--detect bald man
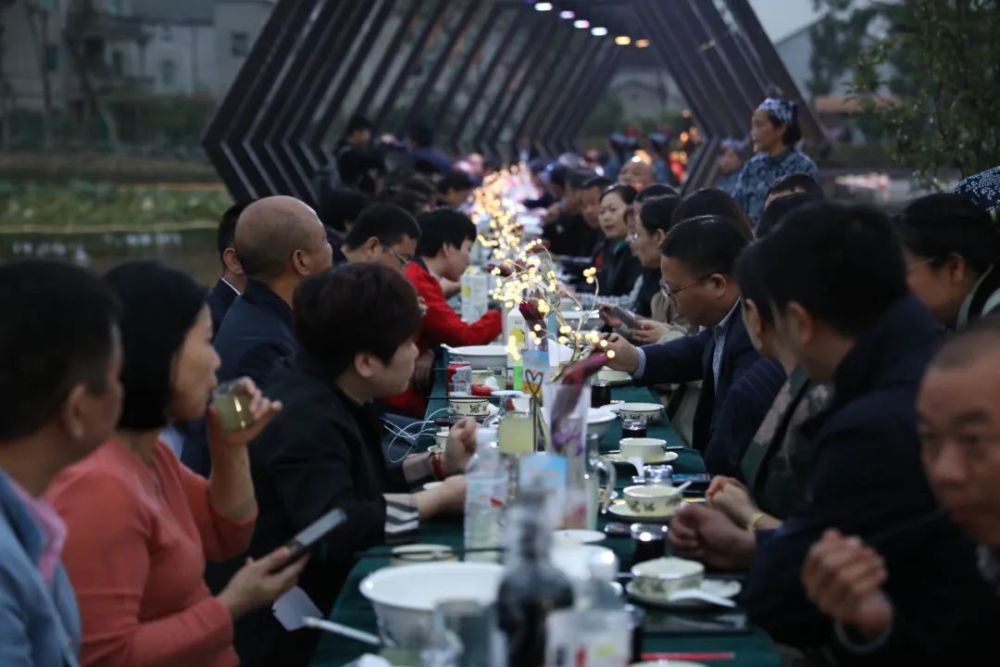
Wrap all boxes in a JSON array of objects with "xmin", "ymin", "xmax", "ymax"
[
  {"xmin": 619, "ymin": 158, "xmax": 655, "ymax": 192},
  {"xmin": 214, "ymin": 196, "xmax": 332, "ymax": 385}
]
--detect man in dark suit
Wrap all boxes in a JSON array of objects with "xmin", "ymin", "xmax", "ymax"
[
  {"xmin": 667, "ymin": 202, "xmax": 996, "ymax": 663},
  {"xmin": 213, "ymin": 195, "xmax": 333, "ymax": 386},
  {"xmin": 232, "ymin": 265, "xmax": 470, "ymax": 667},
  {"xmin": 185, "ymin": 197, "xmax": 332, "ymax": 476},
  {"xmin": 604, "ymin": 214, "xmax": 786, "ymax": 474},
  {"xmin": 206, "ymin": 203, "xmax": 248, "ymax": 337},
  {"xmin": 802, "ymin": 315, "xmax": 1000, "ymax": 663}
]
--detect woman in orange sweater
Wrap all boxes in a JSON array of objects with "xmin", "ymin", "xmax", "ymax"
[{"xmin": 47, "ymin": 262, "xmax": 305, "ymax": 667}]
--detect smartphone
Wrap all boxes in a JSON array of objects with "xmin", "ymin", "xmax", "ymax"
[
  {"xmin": 643, "ymin": 611, "xmax": 750, "ymax": 636},
  {"xmin": 609, "ymin": 306, "xmax": 639, "ymax": 329},
  {"xmin": 281, "ymin": 508, "xmax": 347, "ymax": 567}
]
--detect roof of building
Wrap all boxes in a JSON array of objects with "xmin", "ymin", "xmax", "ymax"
[{"xmin": 129, "ymin": 0, "xmax": 213, "ymax": 24}]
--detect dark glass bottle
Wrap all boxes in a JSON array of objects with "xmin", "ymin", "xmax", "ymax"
[{"xmin": 496, "ymin": 490, "xmax": 574, "ymax": 667}]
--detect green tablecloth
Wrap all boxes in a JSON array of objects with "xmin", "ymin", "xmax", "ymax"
[{"xmin": 310, "ymin": 384, "xmax": 780, "ymax": 666}]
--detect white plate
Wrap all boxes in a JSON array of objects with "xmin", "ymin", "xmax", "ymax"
[
  {"xmin": 554, "ymin": 529, "xmax": 606, "ymax": 545},
  {"xmin": 626, "ymin": 578, "xmax": 742, "ymax": 610},
  {"xmin": 596, "ymin": 368, "xmax": 633, "ymax": 385},
  {"xmin": 603, "ymin": 451, "xmax": 679, "ymax": 466},
  {"xmin": 607, "ymin": 501, "xmax": 675, "ymax": 522}
]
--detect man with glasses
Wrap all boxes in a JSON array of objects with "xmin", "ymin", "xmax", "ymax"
[
  {"xmin": 341, "ymin": 203, "xmax": 420, "ymax": 274},
  {"xmin": 603, "ymin": 214, "xmax": 785, "ymax": 474},
  {"xmin": 383, "ymin": 209, "xmax": 502, "ymax": 418}
]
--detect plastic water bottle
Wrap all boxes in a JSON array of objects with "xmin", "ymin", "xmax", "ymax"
[
  {"xmin": 546, "ymin": 550, "xmax": 630, "ymax": 667},
  {"xmin": 463, "ymin": 433, "xmax": 507, "ymax": 562}
]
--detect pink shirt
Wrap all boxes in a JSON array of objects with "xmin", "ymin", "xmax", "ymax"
[
  {"xmin": 9, "ymin": 479, "xmax": 66, "ymax": 585},
  {"xmin": 47, "ymin": 439, "xmax": 256, "ymax": 667}
]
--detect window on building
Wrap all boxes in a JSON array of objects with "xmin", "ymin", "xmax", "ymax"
[
  {"xmin": 160, "ymin": 59, "xmax": 176, "ymax": 86},
  {"xmin": 162, "ymin": 25, "xmax": 173, "ymax": 42},
  {"xmin": 44, "ymin": 44, "xmax": 59, "ymax": 72},
  {"xmin": 231, "ymin": 32, "xmax": 249, "ymax": 57},
  {"xmin": 111, "ymin": 49, "xmax": 124, "ymax": 77}
]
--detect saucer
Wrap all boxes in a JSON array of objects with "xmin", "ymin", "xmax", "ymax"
[
  {"xmin": 607, "ymin": 501, "xmax": 675, "ymax": 522},
  {"xmin": 626, "ymin": 578, "xmax": 742, "ymax": 610},
  {"xmin": 603, "ymin": 451, "xmax": 679, "ymax": 466},
  {"xmin": 554, "ymin": 529, "xmax": 607, "ymax": 545}
]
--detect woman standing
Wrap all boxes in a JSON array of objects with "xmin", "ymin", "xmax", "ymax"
[
  {"xmin": 732, "ymin": 97, "xmax": 819, "ymax": 230},
  {"xmin": 48, "ymin": 262, "xmax": 304, "ymax": 667}
]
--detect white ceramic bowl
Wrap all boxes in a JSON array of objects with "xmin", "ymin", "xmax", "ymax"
[
  {"xmin": 554, "ymin": 529, "xmax": 607, "ymax": 546},
  {"xmin": 448, "ymin": 345, "xmax": 508, "ymax": 370},
  {"xmin": 587, "ymin": 408, "xmax": 617, "ymax": 439},
  {"xmin": 360, "ymin": 562, "xmax": 503, "ymax": 648},
  {"xmin": 620, "ymin": 437, "xmax": 667, "ymax": 462},
  {"xmin": 630, "ymin": 557, "xmax": 704, "ymax": 599},
  {"xmin": 614, "ymin": 402, "xmax": 664, "ymax": 422},
  {"xmin": 597, "ymin": 368, "xmax": 633, "ymax": 385},
  {"xmin": 623, "ymin": 484, "xmax": 683, "ymax": 516},
  {"xmin": 389, "ymin": 544, "xmax": 456, "ymax": 568},
  {"xmin": 448, "ymin": 396, "xmax": 490, "ymax": 417}
]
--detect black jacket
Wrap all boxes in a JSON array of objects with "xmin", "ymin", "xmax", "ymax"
[
  {"xmin": 206, "ymin": 277, "xmax": 238, "ymax": 338},
  {"xmin": 636, "ymin": 303, "xmax": 786, "ymax": 473},
  {"xmin": 543, "ymin": 212, "xmax": 599, "ymax": 258},
  {"xmin": 746, "ymin": 295, "xmax": 1000, "ymax": 663},
  {"xmin": 232, "ymin": 354, "xmax": 413, "ymax": 667},
  {"xmin": 213, "ymin": 279, "xmax": 297, "ymax": 385},
  {"xmin": 595, "ymin": 238, "xmax": 643, "ymax": 298}
]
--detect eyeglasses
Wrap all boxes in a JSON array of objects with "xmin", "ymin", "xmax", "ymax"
[
  {"xmin": 383, "ymin": 245, "xmax": 413, "ymax": 268},
  {"xmin": 660, "ymin": 274, "xmax": 715, "ymax": 298}
]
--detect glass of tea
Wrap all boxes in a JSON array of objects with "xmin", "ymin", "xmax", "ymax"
[
  {"xmin": 212, "ymin": 380, "xmax": 255, "ymax": 434},
  {"xmin": 591, "ymin": 380, "xmax": 612, "ymax": 407},
  {"xmin": 621, "ymin": 416, "xmax": 647, "ymax": 439}
]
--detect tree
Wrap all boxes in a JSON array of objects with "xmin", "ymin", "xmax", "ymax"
[
  {"xmin": 64, "ymin": 0, "xmax": 121, "ymax": 151},
  {"xmin": 814, "ymin": 0, "xmax": 1000, "ymax": 186}
]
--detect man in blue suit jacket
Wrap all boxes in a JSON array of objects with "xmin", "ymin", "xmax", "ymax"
[
  {"xmin": 213, "ymin": 196, "xmax": 333, "ymax": 386},
  {"xmin": 605, "ymin": 214, "xmax": 786, "ymax": 475}
]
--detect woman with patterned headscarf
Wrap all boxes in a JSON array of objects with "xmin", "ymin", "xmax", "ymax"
[{"xmin": 732, "ymin": 97, "xmax": 819, "ymax": 230}]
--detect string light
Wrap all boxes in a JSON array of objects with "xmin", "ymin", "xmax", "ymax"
[
  {"xmin": 559, "ymin": 10, "xmax": 575, "ymax": 19},
  {"xmin": 614, "ymin": 36, "xmax": 631, "ymax": 46},
  {"xmin": 573, "ymin": 19, "xmax": 590, "ymax": 29},
  {"xmin": 635, "ymin": 38, "xmax": 651, "ymax": 48},
  {"xmin": 469, "ymin": 165, "xmax": 606, "ymax": 378},
  {"xmin": 591, "ymin": 26, "xmax": 608, "ymax": 37},
  {"xmin": 534, "ymin": 2, "xmax": 553, "ymax": 11}
]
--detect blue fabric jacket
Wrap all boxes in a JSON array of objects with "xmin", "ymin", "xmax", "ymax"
[
  {"xmin": 206, "ymin": 277, "xmax": 238, "ymax": 339},
  {"xmin": 0, "ymin": 468, "xmax": 81, "ymax": 667},
  {"xmin": 635, "ymin": 305, "xmax": 785, "ymax": 473},
  {"xmin": 213, "ymin": 279, "xmax": 297, "ymax": 386}
]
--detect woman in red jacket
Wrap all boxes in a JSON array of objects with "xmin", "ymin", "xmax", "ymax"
[{"xmin": 385, "ymin": 209, "xmax": 502, "ymax": 416}]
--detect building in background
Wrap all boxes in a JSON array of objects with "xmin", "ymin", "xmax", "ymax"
[{"xmin": 0, "ymin": 0, "xmax": 273, "ymax": 111}]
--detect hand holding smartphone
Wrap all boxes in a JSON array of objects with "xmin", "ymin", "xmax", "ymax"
[{"xmin": 279, "ymin": 507, "xmax": 347, "ymax": 569}]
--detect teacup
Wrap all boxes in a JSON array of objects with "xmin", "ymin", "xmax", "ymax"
[
  {"xmin": 448, "ymin": 396, "xmax": 490, "ymax": 417},
  {"xmin": 434, "ymin": 429, "xmax": 450, "ymax": 449},
  {"xmin": 623, "ymin": 484, "xmax": 683, "ymax": 516},
  {"xmin": 620, "ymin": 437, "xmax": 667, "ymax": 462},
  {"xmin": 616, "ymin": 402, "xmax": 663, "ymax": 422},
  {"xmin": 630, "ymin": 556, "xmax": 704, "ymax": 599},
  {"xmin": 389, "ymin": 544, "xmax": 456, "ymax": 568}
]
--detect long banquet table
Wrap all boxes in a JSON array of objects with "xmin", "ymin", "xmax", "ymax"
[{"xmin": 310, "ymin": 379, "xmax": 780, "ymax": 666}]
